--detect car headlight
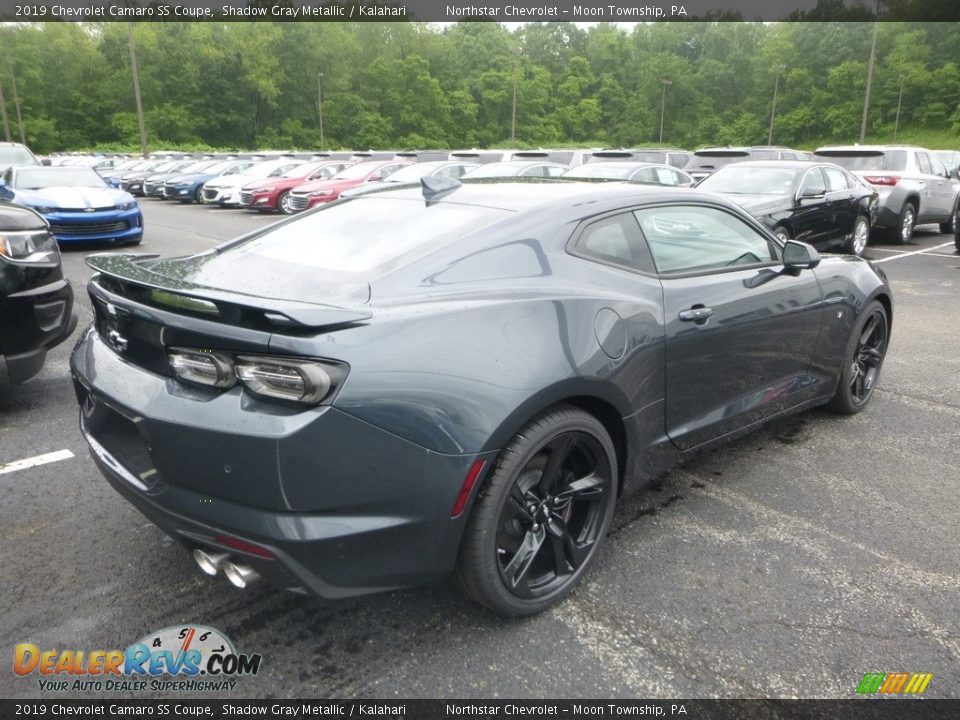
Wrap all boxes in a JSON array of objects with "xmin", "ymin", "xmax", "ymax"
[
  {"xmin": 116, "ymin": 200, "xmax": 137, "ymax": 210},
  {"xmin": 32, "ymin": 206, "xmax": 54, "ymax": 214},
  {"xmin": 309, "ymin": 190, "xmax": 333, "ymax": 198},
  {"xmin": 0, "ymin": 229, "xmax": 60, "ymax": 263}
]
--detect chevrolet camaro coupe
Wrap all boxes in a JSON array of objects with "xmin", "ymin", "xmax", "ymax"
[
  {"xmin": 0, "ymin": 166, "xmax": 143, "ymax": 246},
  {"xmin": 71, "ymin": 180, "xmax": 892, "ymax": 615}
]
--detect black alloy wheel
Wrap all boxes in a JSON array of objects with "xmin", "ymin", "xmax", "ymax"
[
  {"xmin": 457, "ymin": 406, "xmax": 618, "ymax": 616},
  {"xmin": 828, "ymin": 300, "xmax": 889, "ymax": 414}
]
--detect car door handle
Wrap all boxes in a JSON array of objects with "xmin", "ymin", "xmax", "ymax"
[{"xmin": 679, "ymin": 307, "xmax": 714, "ymax": 323}]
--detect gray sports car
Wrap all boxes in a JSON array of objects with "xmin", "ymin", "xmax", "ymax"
[{"xmin": 71, "ymin": 180, "xmax": 892, "ymax": 615}]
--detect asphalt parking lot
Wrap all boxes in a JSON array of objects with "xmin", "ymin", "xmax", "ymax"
[{"xmin": 1, "ymin": 199, "xmax": 958, "ymax": 700}]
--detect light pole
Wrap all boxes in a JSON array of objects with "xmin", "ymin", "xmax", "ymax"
[
  {"xmin": 0, "ymin": 79, "xmax": 10, "ymax": 142},
  {"xmin": 510, "ymin": 45, "xmax": 521, "ymax": 147},
  {"xmin": 893, "ymin": 76, "xmax": 904, "ymax": 141},
  {"xmin": 860, "ymin": 0, "xmax": 882, "ymax": 143},
  {"xmin": 767, "ymin": 64, "xmax": 786, "ymax": 145},
  {"xmin": 317, "ymin": 72, "xmax": 324, "ymax": 151},
  {"xmin": 9, "ymin": 58, "xmax": 25, "ymax": 145},
  {"xmin": 659, "ymin": 79, "xmax": 672, "ymax": 144},
  {"xmin": 127, "ymin": 24, "xmax": 148, "ymax": 158}
]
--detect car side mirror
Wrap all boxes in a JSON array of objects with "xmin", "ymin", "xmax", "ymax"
[
  {"xmin": 948, "ymin": 168, "xmax": 959, "ymax": 180},
  {"xmin": 367, "ymin": 175, "xmax": 382, "ymax": 182},
  {"xmin": 40, "ymin": 158, "xmax": 52, "ymax": 166},
  {"xmin": 782, "ymin": 240, "xmax": 821, "ymax": 269},
  {"xmin": 798, "ymin": 188, "xmax": 825, "ymax": 200}
]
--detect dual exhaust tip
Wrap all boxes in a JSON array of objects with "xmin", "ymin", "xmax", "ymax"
[{"xmin": 193, "ymin": 548, "xmax": 260, "ymax": 589}]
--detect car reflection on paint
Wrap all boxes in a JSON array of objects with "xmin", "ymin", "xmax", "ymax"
[{"xmin": 71, "ymin": 179, "xmax": 892, "ymax": 616}]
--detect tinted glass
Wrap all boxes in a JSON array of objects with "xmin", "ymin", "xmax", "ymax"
[
  {"xmin": 823, "ymin": 167, "xmax": 849, "ymax": 191},
  {"xmin": 799, "ymin": 168, "xmax": 827, "ymax": 195},
  {"xmin": 563, "ymin": 164, "xmax": 635, "ymax": 180},
  {"xmin": 813, "ymin": 151, "xmax": 907, "ymax": 171},
  {"xmin": 574, "ymin": 213, "xmax": 655, "ymax": 274},
  {"xmin": 197, "ymin": 197, "xmax": 512, "ymax": 300},
  {"xmin": 915, "ymin": 153, "xmax": 932, "ymax": 174},
  {"xmin": 752, "ymin": 150, "xmax": 779, "ymax": 160},
  {"xmin": 698, "ymin": 166, "xmax": 798, "ymax": 194},
  {"xmin": 635, "ymin": 205, "xmax": 779, "ymax": 274},
  {"xmin": 685, "ymin": 152, "xmax": 750, "ymax": 171}
]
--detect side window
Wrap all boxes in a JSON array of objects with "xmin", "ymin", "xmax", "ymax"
[
  {"xmin": 544, "ymin": 165, "xmax": 566, "ymax": 177},
  {"xmin": 520, "ymin": 165, "xmax": 547, "ymax": 178},
  {"xmin": 631, "ymin": 167, "xmax": 658, "ymax": 184},
  {"xmin": 634, "ymin": 205, "xmax": 780, "ymax": 275},
  {"xmin": 572, "ymin": 213, "xmax": 656, "ymax": 274},
  {"xmin": 779, "ymin": 151, "xmax": 798, "ymax": 160},
  {"xmin": 915, "ymin": 153, "xmax": 932, "ymax": 174},
  {"xmin": 379, "ymin": 164, "xmax": 406, "ymax": 180},
  {"xmin": 823, "ymin": 167, "xmax": 848, "ymax": 192},
  {"xmin": 799, "ymin": 168, "xmax": 827, "ymax": 195},
  {"xmin": 929, "ymin": 155, "xmax": 947, "ymax": 177}
]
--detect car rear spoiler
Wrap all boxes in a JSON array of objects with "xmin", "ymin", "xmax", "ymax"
[{"xmin": 85, "ymin": 253, "xmax": 372, "ymax": 330}]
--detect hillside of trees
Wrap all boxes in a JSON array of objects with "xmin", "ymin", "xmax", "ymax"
[{"xmin": 1, "ymin": 19, "xmax": 958, "ymax": 153}]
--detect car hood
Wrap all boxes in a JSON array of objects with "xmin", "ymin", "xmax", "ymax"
[
  {"xmin": 166, "ymin": 173, "xmax": 216, "ymax": 184},
  {"xmin": 205, "ymin": 173, "xmax": 262, "ymax": 190},
  {"xmin": 716, "ymin": 193, "xmax": 788, "ymax": 215},
  {"xmin": 16, "ymin": 186, "xmax": 135, "ymax": 210},
  {"xmin": 0, "ymin": 200, "xmax": 47, "ymax": 230}
]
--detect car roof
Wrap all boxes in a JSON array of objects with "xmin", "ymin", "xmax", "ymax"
[{"xmin": 358, "ymin": 178, "xmax": 705, "ymax": 213}]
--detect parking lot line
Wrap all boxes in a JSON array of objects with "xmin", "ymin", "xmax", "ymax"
[
  {"xmin": 0, "ymin": 449, "xmax": 75, "ymax": 475},
  {"xmin": 872, "ymin": 241, "xmax": 955, "ymax": 264}
]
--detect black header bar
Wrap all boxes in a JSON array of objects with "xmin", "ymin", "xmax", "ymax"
[{"xmin": 1, "ymin": 0, "xmax": 959, "ymax": 23}]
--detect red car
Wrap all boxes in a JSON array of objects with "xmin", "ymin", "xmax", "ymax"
[
  {"xmin": 239, "ymin": 160, "xmax": 355, "ymax": 214},
  {"xmin": 286, "ymin": 160, "xmax": 412, "ymax": 212}
]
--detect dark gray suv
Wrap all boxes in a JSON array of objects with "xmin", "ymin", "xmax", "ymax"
[{"xmin": 814, "ymin": 145, "xmax": 960, "ymax": 244}]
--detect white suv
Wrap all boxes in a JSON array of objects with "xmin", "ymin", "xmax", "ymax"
[{"xmin": 814, "ymin": 145, "xmax": 960, "ymax": 244}]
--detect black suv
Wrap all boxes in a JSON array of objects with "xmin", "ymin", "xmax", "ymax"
[{"xmin": 1, "ymin": 202, "xmax": 76, "ymax": 382}]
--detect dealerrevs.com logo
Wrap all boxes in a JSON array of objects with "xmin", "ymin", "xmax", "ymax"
[
  {"xmin": 14, "ymin": 625, "xmax": 262, "ymax": 692},
  {"xmin": 856, "ymin": 672, "xmax": 933, "ymax": 696}
]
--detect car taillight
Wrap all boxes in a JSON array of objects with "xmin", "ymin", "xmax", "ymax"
[
  {"xmin": 863, "ymin": 175, "xmax": 900, "ymax": 186},
  {"xmin": 167, "ymin": 349, "xmax": 348, "ymax": 405}
]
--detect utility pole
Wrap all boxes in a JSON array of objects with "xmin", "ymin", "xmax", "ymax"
[
  {"xmin": 9, "ymin": 60, "xmax": 25, "ymax": 145},
  {"xmin": 127, "ymin": 23, "xmax": 149, "ymax": 158},
  {"xmin": 659, "ymin": 79, "xmax": 672, "ymax": 144},
  {"xmin": 768, "ymin": 65, "xmax": 785, "ymax": 146},
  {"xmin": 318, "ymin": 72, "xmax": 324, "ymax": 151},
  {"xmin": 859, "ymin": 1, "xmax": 882, "ymax": 143},
  {"xmin": 0, "ymin": 79, "xmax": 10, "ymax": 142},
  {"xmin": 893, "ymin": 76, "xmax": 904, "ymax": 141},
  {"xmin": 510, "ymin": 75, "xmax": 517, "ymax": 146}
]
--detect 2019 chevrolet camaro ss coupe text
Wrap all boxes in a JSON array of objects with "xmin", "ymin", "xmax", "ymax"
[{"xmin": 71, "ymin": 180, "xmax": 892, "ymax": 615}]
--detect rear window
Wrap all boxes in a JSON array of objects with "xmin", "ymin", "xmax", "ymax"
[
  {"xmin": 191, "ymin": 197, "xmax": 512, "ymax": 302},
  {"xmin": 813, "ymin": 150, "xmax": 907, "ymax": 172},
  {"xmin": 685, "ymin": 152, "xmax": 749, "ymax": 170}
]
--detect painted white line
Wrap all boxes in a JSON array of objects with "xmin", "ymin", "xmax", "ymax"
[
  {"xmin": 873, "ymin": 241, "xmax": 955, "ymax": 263},
  {"xmin": 0, "ymin": 449, "xmax": 75, "ymax": 475}
]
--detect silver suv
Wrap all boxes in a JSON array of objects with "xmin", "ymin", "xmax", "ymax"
[
  {"xmin": 814, "ymin": 145, "xmax": 960, "ymax": 244},
  {"xmin": 0, "ymin": 142, "xmax": 40, "ymax": 169}
]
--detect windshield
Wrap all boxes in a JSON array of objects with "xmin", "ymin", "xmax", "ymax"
[
  {"xmin": 15, "ymin": 167, "xmax": 107, "ymax": 189},
  {"xmin": 697, "ymin": 166, "xmax": 799, "ymax": 194},
  {"xmin": 333, "ymin": 163, "xmax": 385, "ymax": 181},
  {"xmin": 191, "ymin": 197, "xmax": 512, "ymax": 301},
  {"xmin": 0, "ymin": 146, "xmax": 39, "ymax": 166},
  {"xmin": 813, "ymin": 151, "xmax": 907, "ymax": 172},
  {"xmin": 384, "ymin": 164, "xmax": 443, "ymax": 183},
  {"xmin": 248, "ymin": 161, "xmax": 301, "ymax": 179},
  {"xmin": 464, "ymin": 163, "xmax": 529, "ymax": 178}
]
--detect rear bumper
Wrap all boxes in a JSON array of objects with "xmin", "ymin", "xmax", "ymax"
[
  {"xmin": 70, "ymin": 327, "xmax": 492, "ymax": 598},
  {"xmin": 1, "ymin": 276, "xmax": 76, "ymax": 383}
]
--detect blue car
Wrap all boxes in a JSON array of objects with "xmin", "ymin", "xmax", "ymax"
[
  {"xmin": 0, "ymin": 166, "xmax": 143, "ymax": 245},
  {"xmin": 161, "ymin": 160, "xmax": 256, "ymax": 204}
]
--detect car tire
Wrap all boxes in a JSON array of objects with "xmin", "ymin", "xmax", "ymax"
[
  {"xmin": 886, "ymin": 202, "xmax": 915, "ymax": 245},
  {"xmin": 845, "ymin": 215, "xmax": 871, "ymax": 256},
  {"xmin": 940, "ymin": 202, "xmax": 959, "ymax": 235},
  {"xmin": 276, "ymin": 191, "xmax": 291, "ymax": 214},
  {"xmin": 827, "ymin": 300, "xmax": 889, "ymax": 415},
  {"xmin": 773, "ymin": 225, "xmax": 791, "ymax": 242},
  {"xmin": 456, "ymin": 405, "xmax": 619, "ymax": 616}
]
